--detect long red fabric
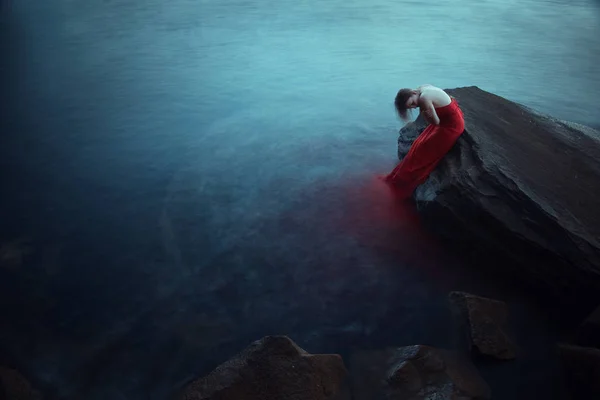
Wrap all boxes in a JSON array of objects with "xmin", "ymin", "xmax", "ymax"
[{"xmin": 386, "ymin": 98, "xmax": 465, "ymax": 199}]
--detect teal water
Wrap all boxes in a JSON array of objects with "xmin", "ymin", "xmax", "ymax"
[{"xmin": 1, "ymin": 0, "xmax": 599, "ymax": 398}]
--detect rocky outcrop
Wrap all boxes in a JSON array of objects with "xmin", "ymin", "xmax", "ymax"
[
  {"xmin": 176, "ymin": 336, "xmax": 347, "ymax": 400},
  {"xmin": 397, "ymin": 86, "xmax": 600, "ymax": 305},
  {"xmin": 577, "ymin": 305, "xmax": 600, "ymax": 349},
  {"xmin": 558, "ymin": 344, "xmax": 600, "ymax": 399},
  {"xmin": 0, "ymin": 366, "xmax": 42, "ymax": 400},
  {"xmin": 350, "ymin": 345, "xmax": 490, "ymax": 400},
  {"xmin": 449, "ymin": 291, "xmax": 516, "ymax": 360}
]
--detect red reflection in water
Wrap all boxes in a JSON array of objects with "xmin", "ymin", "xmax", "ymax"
[{"xmin": 333, "ymin": 174, "xmax": 446, "ymax": 275}]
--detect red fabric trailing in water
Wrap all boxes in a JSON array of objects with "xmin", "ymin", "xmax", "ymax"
[{"xmin": 386, "ymin": 98, "xmax": 465, "ymax": 199}]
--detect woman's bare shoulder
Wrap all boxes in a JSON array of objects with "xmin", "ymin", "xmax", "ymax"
[{"xmin": 419, "ymin": 86, "xmax": 451, "ymax": 106}]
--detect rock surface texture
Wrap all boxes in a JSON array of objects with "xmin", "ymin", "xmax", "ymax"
[
  {"xmin": 577, "ymin": 305, "xmax": 600, "ymax": 349},
  {"xmin": 449, "ymin": 291, "xmax": 516, "ymax": 360},
  {"xmin": 177, "ymin": 336, "xmax": 347, "ymax": 400},
  {"xmin": 0, "ymin": 366, "xmax": 41, "ymax": 400},
  {"xmin": 558, "ymin": 344, "xmax": 600, "ymax": 399},
  {"xmin": 397, "ymin": 86, "xmax": 600, "ymax": 306},
  {"xmin": 350, "ymin": 345, "xmax": 491, "ymax": 400}
]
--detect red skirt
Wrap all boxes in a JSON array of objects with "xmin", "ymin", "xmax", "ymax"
[{"xmin": 386, "ymin": 98, "xmax": 465, "ymax": 199}]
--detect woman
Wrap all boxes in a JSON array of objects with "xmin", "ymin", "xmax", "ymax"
[{"xmin": 383, "ymin": 84, "xmax": 465, "ymax": 199}]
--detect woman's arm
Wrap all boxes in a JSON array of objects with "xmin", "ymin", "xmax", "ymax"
[{"xmin": 419, "ymin": 97, "xmax": 440, "ymax": 125}]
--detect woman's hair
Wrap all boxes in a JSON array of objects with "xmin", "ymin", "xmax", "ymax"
[{"xmin": 394, "ymin": 88, "xmax": 415, "ymax": 121}]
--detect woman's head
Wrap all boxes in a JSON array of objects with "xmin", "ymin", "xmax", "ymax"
[{"xmin": 394, "ymin": 88, "xmax": 420, "ymax": 120}]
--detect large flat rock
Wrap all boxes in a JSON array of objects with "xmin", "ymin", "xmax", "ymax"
[{"xmin": 397, "ymin": 86, "xmax": 600, "ymax": 305}]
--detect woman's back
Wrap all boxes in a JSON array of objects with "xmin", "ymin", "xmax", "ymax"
[{"xmin": 419, "ymin": 85, "xmax": 452, "ymax": 108}]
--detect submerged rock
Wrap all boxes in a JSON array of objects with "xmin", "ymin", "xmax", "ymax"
[
  {"xmin": 0, "ymin": 366, "xmax": 42, "ymax": 400},
  {"xmin": 350, "ymin": 345, "xmax": 490, "ymax": 400},
  {"xmin": 176, "ymin": 335, "xmax": 347, "ymax": 400},
  {"xmin": 577, "ymin": 305, "xmax": 600, "ymax": 349},
  {"xmin": 558, "ymin": 344, "xmax": 600, "ymax": 399},
  {"xmin": 449, "ymin": 291, "xmax": 516, "ymax": 360},
  {"xmin": 397, "ymin": 86, "xmax": 600, "ymax": 305}
]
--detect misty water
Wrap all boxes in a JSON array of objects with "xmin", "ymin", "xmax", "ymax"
[{"xmin": 1, "ymin": 0, "xmax": 599, "ymax": 398}]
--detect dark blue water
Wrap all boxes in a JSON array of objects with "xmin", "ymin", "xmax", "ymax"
[{"xmin": 1, "ymin": 0, "xmax": 599, "ymax": 398}]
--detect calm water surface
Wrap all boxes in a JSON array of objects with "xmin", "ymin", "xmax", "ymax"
[{"xmin": 1, "ymin": 0, "xmax": 599, "ymax": 398}]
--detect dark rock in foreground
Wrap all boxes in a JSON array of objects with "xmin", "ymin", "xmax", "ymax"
[
  {"xmin": 558, "ymin": 344, "xmax": 600, "ymax": 399},
  {"xmin": 0, "ymin": 366, "xmax": 41, "ymax": 400},
  {"xmin": 397, "ymin": 86, "xmax": 600, "ymax": 306},
  {"xmin": 449, "ymin": 291, "xmax": 516, "ymax": 360},
  {"xmin": 577, "ymin": 305, "xmax": 600, "ymax": 349},
  {"xmin": 350, "ymin": 345, "xmax": 490, "ymax": 400},
  {"xmin": 176, "ymin": 336, "xmax": 347, "ymax": 400}
]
